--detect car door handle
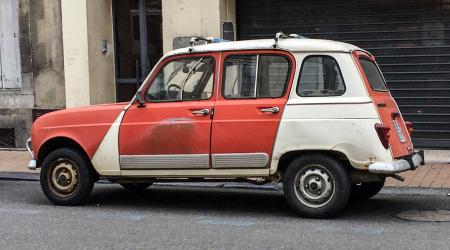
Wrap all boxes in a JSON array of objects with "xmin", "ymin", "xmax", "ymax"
[
  {"xmin": 192, "ymin": 109, "xmax": 210, "ymax": 115},
  {"xmin": 259, "ymin": 107, "xmax": 280, "ymax": 114}
]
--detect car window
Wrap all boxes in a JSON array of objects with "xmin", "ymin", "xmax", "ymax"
[
  {"xmin": 222, "ymin": 54, "xmax": 291, "ymax": 99},
  {"xmin": 359, "ymin": 58, "xmax": 388, "ymax": 91},
  {"xmin": 297, "ymin": 56, "xmax": 345, "ymax": 97},
  {"xmin": 145, "ymin": 57, "xmax": 214, "ymax": 102}
]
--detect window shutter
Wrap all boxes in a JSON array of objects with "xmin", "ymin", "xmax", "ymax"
[{"xmin": 0, "ymin": 0, "xmax": 21, "ymax": 89}]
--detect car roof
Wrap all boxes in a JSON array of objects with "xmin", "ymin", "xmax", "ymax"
[{"xmin": 166, "ymin": 38, "xmax": 366, "ymax": 56}]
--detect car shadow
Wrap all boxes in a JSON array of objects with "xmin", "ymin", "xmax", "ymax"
[{"xmin": 70, "ymin": 184, "xmax": 450, "ymax": 220}]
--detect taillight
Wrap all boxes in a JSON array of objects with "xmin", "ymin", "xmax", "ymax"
[
  {"xmin": 375, "ymin": 123, "xmax": 390, "ymax": 149},
  {"xmin": 405, "ymin": 121, "xmax": 413, "ymax": 135}
]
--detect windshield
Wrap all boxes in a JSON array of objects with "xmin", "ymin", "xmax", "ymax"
[{"xmin": 359, "ymin": 58, "xmax": 388, "ymax": 92}]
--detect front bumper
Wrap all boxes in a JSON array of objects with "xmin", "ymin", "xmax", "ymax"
[
  {"xmin": 368, "ymin": 150, "xmax": 425, "ymax": 174},
  {"xmin": 26, "ymin": 137, "xmax": 37, "ymax": 170}
]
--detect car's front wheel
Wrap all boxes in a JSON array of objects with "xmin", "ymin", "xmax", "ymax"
[
  {"xmin": 40, "ymin": 148, "xmax": 95, "ymax": 206},
  {"xmin": 283, "ymin": 154, "xmax": 351, "ymax": 218}
]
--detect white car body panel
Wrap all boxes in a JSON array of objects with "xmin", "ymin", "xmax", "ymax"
[
  {"xmin": 269, "ymin": 52, "xmax": 393, "ymax": 174},
  {"xmin": 91, "ymin": 110, "xmax": 125, "ymax": 176}
]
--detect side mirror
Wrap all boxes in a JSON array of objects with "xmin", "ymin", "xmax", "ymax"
[{"xmin": 135, "ymin": 91, "xmax": 145, "ymax": 108}]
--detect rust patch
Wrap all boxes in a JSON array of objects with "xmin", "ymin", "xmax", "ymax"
[{"xmin": 146, "ymin": 118, "xmax": 196, "ymax": 154}]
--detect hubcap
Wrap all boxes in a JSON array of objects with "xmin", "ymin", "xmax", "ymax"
[
  {"xmin": 48, "ymin": 158, "xmax": 79, "ymax": 197},
  {"xmin": 294, "ymin": 165, "xmax": 335, "ymax": 208}
]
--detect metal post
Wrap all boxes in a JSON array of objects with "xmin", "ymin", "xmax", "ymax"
[{"xmin": 139, "ymin": 0, "xmax": 148, "ymax": 84}]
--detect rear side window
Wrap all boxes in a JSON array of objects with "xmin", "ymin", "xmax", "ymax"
[
  {"xmin": 297, "ymin": 56, "xmax": 345, "ymax": 97},
  {"xmin": 222, "ymin": 54, "xmax": 291, "ymax": 99},
  {"xmin": 359, "ymin": 58, "xmax": 388, "ymax": 91}
]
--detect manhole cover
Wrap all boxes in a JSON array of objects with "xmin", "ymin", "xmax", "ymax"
[{"xmin": 395, "ymin": 210, "xmax": 450, "ymax": 222}]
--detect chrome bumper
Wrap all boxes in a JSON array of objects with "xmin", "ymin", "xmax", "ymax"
[
  {"xmin": 368, "ymin": 150, "xmax": 425, "ymax": 174},
  {"xmin": 26, "ymin": 137, "xmax": 37, "ymax": 170}
]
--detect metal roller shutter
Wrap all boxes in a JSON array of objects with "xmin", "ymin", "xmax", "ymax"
[{"xmin": 237, "ymin": 0, "xmax": 450, "ymax": 148}]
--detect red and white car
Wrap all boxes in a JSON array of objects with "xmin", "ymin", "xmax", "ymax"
[{"xmin": 27, "ymin": 34, "xmax": 424, "ymax": 218}]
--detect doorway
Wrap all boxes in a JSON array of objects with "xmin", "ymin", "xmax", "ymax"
[{"xmin": 113, "ymin": 0, "xmax": 163, "ymax": 102}]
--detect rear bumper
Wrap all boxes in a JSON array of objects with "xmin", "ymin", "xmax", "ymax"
[{"xmin": 368, "ymin": 150, "xmax": 425, "ymax": 174}]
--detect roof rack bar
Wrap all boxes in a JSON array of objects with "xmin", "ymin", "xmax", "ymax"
[
  {"xmin": 273, "ymin": 31, "xmax": 286, "ymax": 48},
  {"xmin": 273, "ymin": 32, "xmax": 307, "ymax": 48}
]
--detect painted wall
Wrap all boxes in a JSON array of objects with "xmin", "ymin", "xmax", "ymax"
[
  {"xmin": 162, "ymin": 0, "xmax": 236, "ymax": 53},
  {"xmin": 61, "ymin": 0, "xmax": 90, "ymax": 108},
  {"xmin": 61, "ymin": 0, "xmax": 115, "ymax": 108},
  {"xmin": 86, "ymin": 0, "xmax": 116, "ymax": 105}
]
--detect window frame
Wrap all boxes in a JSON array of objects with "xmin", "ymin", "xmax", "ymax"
[
  {"xmin": 221, "ymin": 52, "xmax": 293, "ymax": 100},
  {"xmin": 296, "ymin": 55, "xmax": 346, "ymax": 97},
  {"xmin": 143, "ymin": 54, "xmax": 216, "ymax": 103},
  {"xmin": 358, "ymin": 56, "xmax": 389, "ymax": 92}
]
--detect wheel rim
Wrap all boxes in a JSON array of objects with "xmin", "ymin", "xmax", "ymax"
[
  {"xmin": 48, "ymin": 158, "xmax": 80, "ymax": 197},
  {"xmin": 293, "ymin": 164, "xmax": 335, "ymax": 208}
]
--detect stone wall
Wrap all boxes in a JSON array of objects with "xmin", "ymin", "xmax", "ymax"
[{"xmin": 0, "ymin": 0, "xmax": 64, "ymax": 148}]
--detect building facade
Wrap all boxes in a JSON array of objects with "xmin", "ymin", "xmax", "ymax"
[{"xmin": 0, "ymin": 0, "xmax": 449, "ymax": 149}]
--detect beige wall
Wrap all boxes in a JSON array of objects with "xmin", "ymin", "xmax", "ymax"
[
  {"xmin": 61, "ymin": 0, "xmax": 115, "ymax": 108},
  {"xmin": 86, "ymin": 0, "xmax": 116, "ymax": 105},
  {"xmin": 162, "ymin": 0, "xmax": 236, "ymax": 53}
]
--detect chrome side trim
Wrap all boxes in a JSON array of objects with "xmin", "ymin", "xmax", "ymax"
[
  {"xmin": 212, "ymin": 153, "xmax": 269, "ymax": 169},
  {"xmin": 120, "ymin": 154, "xmax": 210, "ymax": 170},
  {"xmin": 119, "ymin": 168, "xmax": 269, "ymax": 177}
]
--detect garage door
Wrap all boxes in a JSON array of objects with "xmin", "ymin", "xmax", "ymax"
[{"xmin": 237, "ymin": 0, "xmax": 450, "ymax": 149}]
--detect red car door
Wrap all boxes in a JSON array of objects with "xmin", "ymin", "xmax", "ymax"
[
  {"xmin": 211, "ymin": 50, "xmax": 296, "ymax": 168},
  {"xmin": 119, "ymin": 53, "xmax": 218, "ymax": 169}
]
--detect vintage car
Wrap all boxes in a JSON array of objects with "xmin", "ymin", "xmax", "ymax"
[{"xmin": 27, "ymin": 33, "xmax": 424, "ymax": 218}]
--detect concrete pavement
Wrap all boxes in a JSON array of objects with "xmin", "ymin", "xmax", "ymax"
[{"xmin": 0, "ymin": 181, "xmax": 449, "ymax": 249}]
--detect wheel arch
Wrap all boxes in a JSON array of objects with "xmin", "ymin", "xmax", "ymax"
[
  {"xmin": 37, "ymin": 136, "xmax": 92, "ymax": 170},
  {"xmin": 276, "ymin": 150, "xmax": 352, "ymax": 175}
]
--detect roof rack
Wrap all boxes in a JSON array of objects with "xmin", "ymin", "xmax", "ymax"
[
  {"xmin": 189, "ymin": 36, "xmax": 229, "ymax": 52},
  {"xmin": 273, "ymin": 32, "xmax": 307, "ymax": 48}
]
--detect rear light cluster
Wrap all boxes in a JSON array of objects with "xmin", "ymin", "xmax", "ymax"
[
  {"xmin": 404, "ymin": 121, "xmax": 413, "ymax": 135},
  {"xmin": 375, "ymin": 123, "xmax": 390, "ymax": 149}
]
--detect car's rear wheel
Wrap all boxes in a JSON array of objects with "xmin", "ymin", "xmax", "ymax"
[
  {"xmin": 119, "ymin": 182, "xmax": 153, "ymax": 191},
  {"xmin": 283, "ymin": 154, "xmax": 351, "ymax": 218},
  {"xmin": 40, "ymin": 148, "xmax": 95, "ymax": 206},
  {"xmin": 350, "ymin": 178, "xmax": 385, "ymax": 200}
]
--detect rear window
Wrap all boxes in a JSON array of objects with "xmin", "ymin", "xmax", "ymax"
[
  {"xmin": 359, "ymin": 58, "xmax": 388, "ymax": 91},
  {"xmin": 297, "ymin": 56, "xmax": 345, "ymax": 97}
]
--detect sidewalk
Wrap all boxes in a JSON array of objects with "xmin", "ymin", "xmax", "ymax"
[{"xmin": 1, "ymin": 150, "xmax": 450, "ymax": 188}]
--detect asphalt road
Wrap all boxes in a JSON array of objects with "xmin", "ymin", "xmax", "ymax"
[{"xmin": 0, "ymin": 180, "xmax": 449, "ymax": 250}]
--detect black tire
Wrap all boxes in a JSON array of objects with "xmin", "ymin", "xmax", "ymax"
[
  {"xmin": 350, "ymin": 178, "xmax": 385, "ymax": 200},
  {"xmin": 40, "ymin": 148, "xmax": 95, "ymax": 206},
  {"xmin": 283, "ymin": 154, "xmax": 351, "ymax": 218},
  {"xmin": 119, "ymin": 182, "xmax": 153, "ymax": 191}
]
